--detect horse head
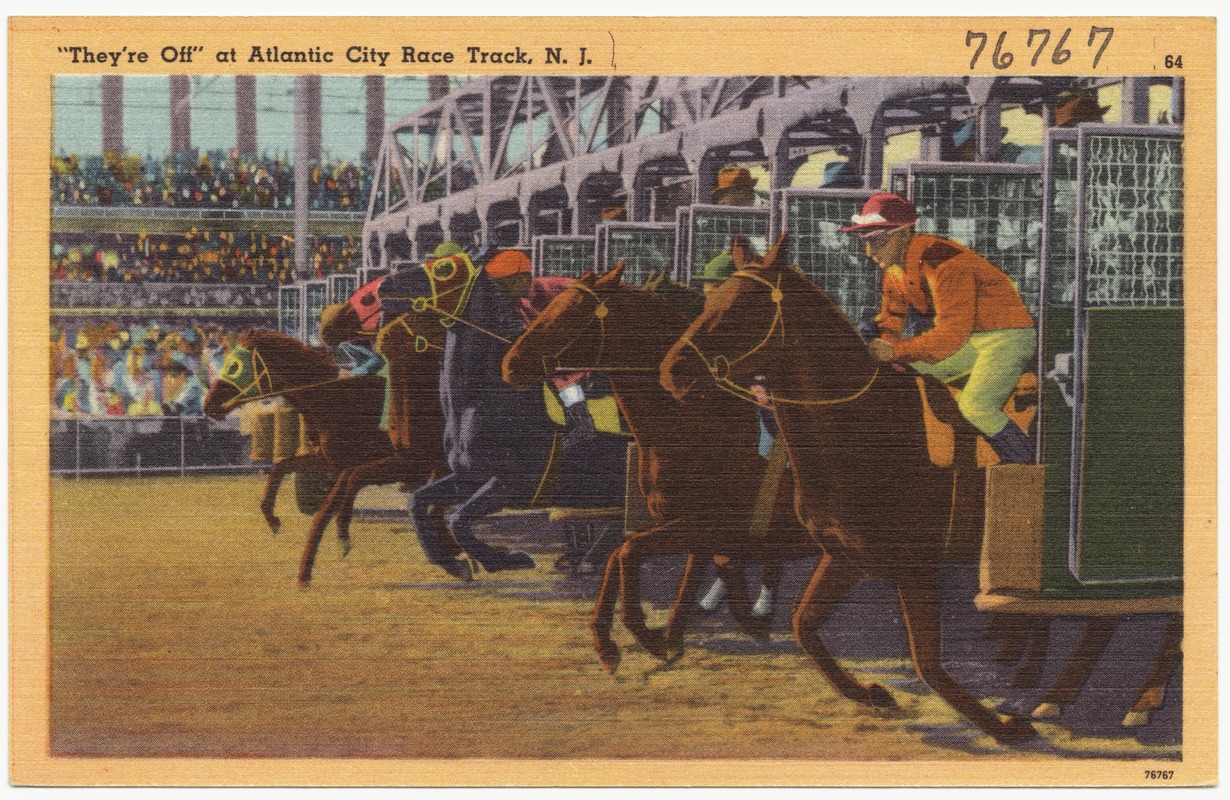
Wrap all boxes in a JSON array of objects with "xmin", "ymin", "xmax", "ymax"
[
  {"xmin": 375, "ymin": 255, "xmax": 480, "ymax": 358},
  {"xmin": 642, "ymin": 267, "xmax": 705, "ymax": 321},
  {"xmin": 502, "ymin": 265, "xmax": 622, "ymax": 390},
  {"xmin": 660, "ymin": 234, "xmax": 788, "ymax": 402},
  {"xmin": 320, "ymin": 275, "xmax": 384, "ymax": 347},
  {"xmin": 662, "ymin": 232, "xmax": 875, "ymax": 406},
  {"xmin": 202, "ymin": 330, "xmax": 337, "ymax": 419}
]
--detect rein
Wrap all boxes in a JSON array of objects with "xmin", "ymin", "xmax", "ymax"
[{"xmin": 680, "ymin": 268, "xmax": 880, "ymax": 408}]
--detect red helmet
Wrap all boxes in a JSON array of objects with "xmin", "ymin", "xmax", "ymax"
[
  {"xmin": 484, "ymin": 249, "xmax": 532, "ymax": 279},
  {"xmin": 348, "ymin": 276, "xmax": 386, "ymax": 331},
  {"xmin": 841, "ymin": 192, "xmax": 918, "ymax": 235}
]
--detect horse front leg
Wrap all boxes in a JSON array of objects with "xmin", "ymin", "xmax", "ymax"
[
  {"xmin": 897, "ymin": 574, "xmax": 1036, "ymax": 745},
  {"xmin": 1029, "ymin": 616, "xmax": 1115, "ymax": 720},
  {"xmin": 297, "ymin": 469, "xmax": 350, "ymax": 588},
  {"xmin": 616, "ymin": 520, "xmax": 697, "ymax": 660},
  {"xmin": 334, "ymin": 451, "xmax": 406, "ymax": 558},
  {"xmin": 589, "ymin": 547, "xmax": 625, "ymax": 673},
  {"xmin": 260, "ymin": 453, "xmax": 324, "ymax": 535},
  {"xmin": 1124, "ymin": 613, "xmax": 1182, "ymax": 727},
  {"xmin": 793, "ymin": 551, "xmax": 895, "ymax": 709},
  {"xmin": 660, "ymin": 551, "xmax": 710, "ymax": 662}
]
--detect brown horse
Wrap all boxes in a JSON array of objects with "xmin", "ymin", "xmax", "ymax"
[
  {"xmin": 319, "ymin": 298, "xmax": 466, "ymax": 580},
  {"xmin": 661, "ymin": 235, "xmax": 1036, "ymax": 744},
  {"xmin": 203, "ymin": 329, "xmax": 394, "ymax": 585},
  {"xmin": 503, "ymin": 264, "xmax": 816, "ymax": 671}
]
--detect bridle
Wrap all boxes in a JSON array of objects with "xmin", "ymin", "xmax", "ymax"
[
  {"xmin": 679, "ymin": 268, "xmax": 880, "ymax": 407},
  {"xmin": 381, "ymin": 255, "xmax": 513, "ymax": 345},
  {"xmin": 537, "ymin": 282, "xmax": 658, "ymax": 376},
  {"xmin": 218, "ymin": 344, "xmax": 355, "ymax": 410},
  {"xmin": 376, "ymin": 313, "xmax": 444, "ymax": 355}
]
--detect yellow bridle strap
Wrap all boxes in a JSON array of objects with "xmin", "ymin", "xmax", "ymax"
[
  {"xmin": 376, "ymin": 313, "xmax": 444, "ymax": 355},
  {"xmin": 542, "ymin": 283, "xmax": 660, "ymax": 375},
  {"xmin": 219, "ymin": 346, "xmax": 359, "ymax": 409},
  {"xmin": 680, "ymin": 269, "xmax": 880, "ymax": 407}
]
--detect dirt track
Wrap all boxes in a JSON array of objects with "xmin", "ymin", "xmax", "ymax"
[{"xmin": 49, "ymin": 474, "xmax": 1180, "ymax": 762}]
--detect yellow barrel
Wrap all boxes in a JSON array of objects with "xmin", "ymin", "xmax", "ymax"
[
  {"xmin": 272, "ymin": 405, "xmax": 301, "ymax": 461},
  {"xmin": 249, "ymin": 408, "xmax": 275, "ymax": 461}
]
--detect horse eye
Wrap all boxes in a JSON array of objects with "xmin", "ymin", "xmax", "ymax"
[{"xmin": 225, "ymin": 360, "xmax": 241, "ymax": 377}]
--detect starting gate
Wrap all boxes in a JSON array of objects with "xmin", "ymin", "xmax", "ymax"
[
  {"xmin": 680, "ymin": 205, "xmax": 769, "ymax": 284},
  {"xmin": 533, "ymin": 235, "xmax": 597, "ymax": 278},
  {"xmin": 595, "ymin": 222, "xmax": 676, "ymax": 286}
]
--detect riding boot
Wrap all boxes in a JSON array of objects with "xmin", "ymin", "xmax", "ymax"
[
  {"xmin": 988, "ymin": 421, "xmax": 1034, "ymax": 464},
  {"xmin": 561, "ymin": 401, "xmax": 598, "ymax": 448}
]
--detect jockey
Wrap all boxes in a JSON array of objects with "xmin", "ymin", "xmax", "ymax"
[
  {"xmin": 843, "ymin": 192, "xmax": 1036, "ymax": 463},
  {"xmin": 484, "ymin": 248, "xmax": 599, "ymax": 448}
]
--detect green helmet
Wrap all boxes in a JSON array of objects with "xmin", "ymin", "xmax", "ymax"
[
  {"xmin": 698, "ymin": 252, "xmax": 736, "ymax": 283},
  {"xmin": 430, "ymin": 241, "xmax": 464, "ymax": 259}
]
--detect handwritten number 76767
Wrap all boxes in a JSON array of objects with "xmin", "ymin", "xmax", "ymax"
[{"xmin": 966, "ymin": 27, "xmax": 1114, "ymax": 70}]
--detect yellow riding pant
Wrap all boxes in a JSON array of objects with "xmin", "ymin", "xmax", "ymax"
[{"xmin": 910, "ymin": 327, "xmax": 1036, "ymax": 436}]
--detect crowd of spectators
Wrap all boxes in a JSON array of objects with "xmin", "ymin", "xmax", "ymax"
[
  {"xmin": 51, "ymin": 321, "xmax": 244, "ymax": 418},
  {"xmin": 51, "ymin": 148, "xmax": 372, "ymax": 211},
  {"xmin": 51, "ymin": 230, "xmax": 361, "ymax": 283}
]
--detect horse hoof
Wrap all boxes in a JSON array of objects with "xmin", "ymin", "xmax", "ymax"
[
  {"xmin": 865, "ymin": 684, "xmax": 898, "ymax": 710},
  {"xmin": 479, "ymin": 549, "xmax": 536, "ymax": 572},
  {"xmin": 995, "ymin": 717, "xmax": 1038, "ymax": 745},
  {"xmin": 440, "ymin": 557, "xmax": 474, "ymax": 582},
  {"xmin": 266, "ymin": 516, "xmax": 281, "ymax": 536},
  {"xmin": 636, "ymin": 628, "xmax": 669, "ymax": 660},
  {"xmin": 297, "ymin": 578, "xmax": 312, "ymax": 591},
  {"xmin": 664, "ymin": 640, "xmax": 686, "ymax": 664},
  {"xmin": 1122, "ymin": 709, "xmax": 1151, "ymax": 727},
  {"xmin": 595, "ymin": 641, "xmax": 621, "ymax": 674},
  {"xmin": 1031, "ymin": 702, "xmax": 1061, "ymax": 720},
  {"xmin": 340, "ymin": 539, "xmax": 352, "ymax": 559}
]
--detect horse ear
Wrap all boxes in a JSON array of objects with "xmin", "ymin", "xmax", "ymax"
[
  {"xmin": 577, "ymin": 269, "xmax": 597, "ymax": 286},
  {"xmin": 730, "ymin": 236, "xmax": 762, "ymax": 269},
  {"xmin": 763, "ymin": 232, "xmax": 790, "ymax": 269},
  {"xmin": 596, "ymin": 261, "xmax": 625, "ymax": 287}
]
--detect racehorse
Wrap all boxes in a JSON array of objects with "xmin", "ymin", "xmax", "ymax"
[
  {"xmin": 317, "ymin": 289, "xmax": 467, "ymax": 579},
  {"xmin": 660, "ymin": 234, "xmax": 1037, "ymax": 744},
  {"xmin": 503, "ymin": 264, "xmax": 816, "ymax": 671},
  {"xmin": 202, "ymin": 329, "xmax": 393, "ymax": 586},
  {"xmin": 382, "ymin": 258, "xmax": 625, "ymax": 577}
]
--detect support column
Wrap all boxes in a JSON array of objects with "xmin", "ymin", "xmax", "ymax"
[
  {"xmin": 860, "ymin": 114, "xmax": 885, "ymax": 190},
  {"xmin": 293, "ymin": 76, "xmax": 311, "ymax": 280},
  {"xmin": 101, "ymin": 76, "xmax": 123, "ymax": 156},
  {"xmin": 235, "ymin": 76, "xmax": 256, "ymax": 156},
  {"xmin": 1121, "ymin": 77, "xmax": 1152, "ymax": 124},
  {"xmin": 303, "ymin": 75, "xmax": 322, "ymax": 160},
  {"xmin": 977, "ymin": 99, "xmax": 1003, "ymax": 161},
  {"xmin": 169, "ymin": 75, "xmax": 192, "ymax": 155},
  {"xmin": 364, "ymin": 75, "xmax": 385, "ymax": 165}
]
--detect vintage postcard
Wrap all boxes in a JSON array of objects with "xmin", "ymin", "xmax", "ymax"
[{"xmin": 8, "ymin": 15, "xmax": 1216, "ymax": 786}]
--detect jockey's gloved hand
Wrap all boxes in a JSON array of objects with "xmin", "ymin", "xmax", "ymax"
[{"xmin": 559, "ymin": 383, "xmax": 597, "ymax": 447}]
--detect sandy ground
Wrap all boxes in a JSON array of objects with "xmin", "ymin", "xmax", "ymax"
[{"xmin": 48, "ymin": 474, "xmax": 1180, "ymax": 762}]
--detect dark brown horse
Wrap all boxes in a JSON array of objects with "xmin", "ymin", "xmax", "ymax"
[
  {"xmin": 503, "ymin": 264, "xmax": 816, "ymax": 671},
  {"xmin": 203, "ymin": 330, "xmax": 393, "ymax": 585},
  {"xmin": 661, "ymin": 235, "xmax": 1037, "ymax": 744}
]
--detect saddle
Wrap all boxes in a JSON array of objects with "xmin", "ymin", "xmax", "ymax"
[{"xmin": 916, "ymin": 373, "xmax": 1038, "ymax": 468}]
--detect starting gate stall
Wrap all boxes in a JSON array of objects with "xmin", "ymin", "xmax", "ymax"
[
  {"xmin": 532, "ymin": 235, "xmax": 597, "ymax": 278},
  {"xmin": 303, "ymin": 279, "xmax": 329, "ymax": 346},
  {"xmin": 680, "ymin": 204, "xmax": 770, "ymax": 284},
  {"xmin": 277, "ymin": 284, "xmax": 305, "ymax": 340},
  {"xmin": 328, "ymin": 273, "xmax": 359, "ymax": 305},
  {"xmin": 673, "ymin": 206, "xmax": 692, "ymax": 281},
  {"xmin": 594, "ymin": 221, "xmax": 676, "ymax": 285},
  {"xmin": 978, "ymin": 123, "xmax": 1184, "ymax": 614},
  {"xmin": 772, "ymin": 187, "xmax": 879, "ymax": 329},
  {"xmin": 900, "ymin": 162, "xmax": 1044, "ymax": 315}
]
